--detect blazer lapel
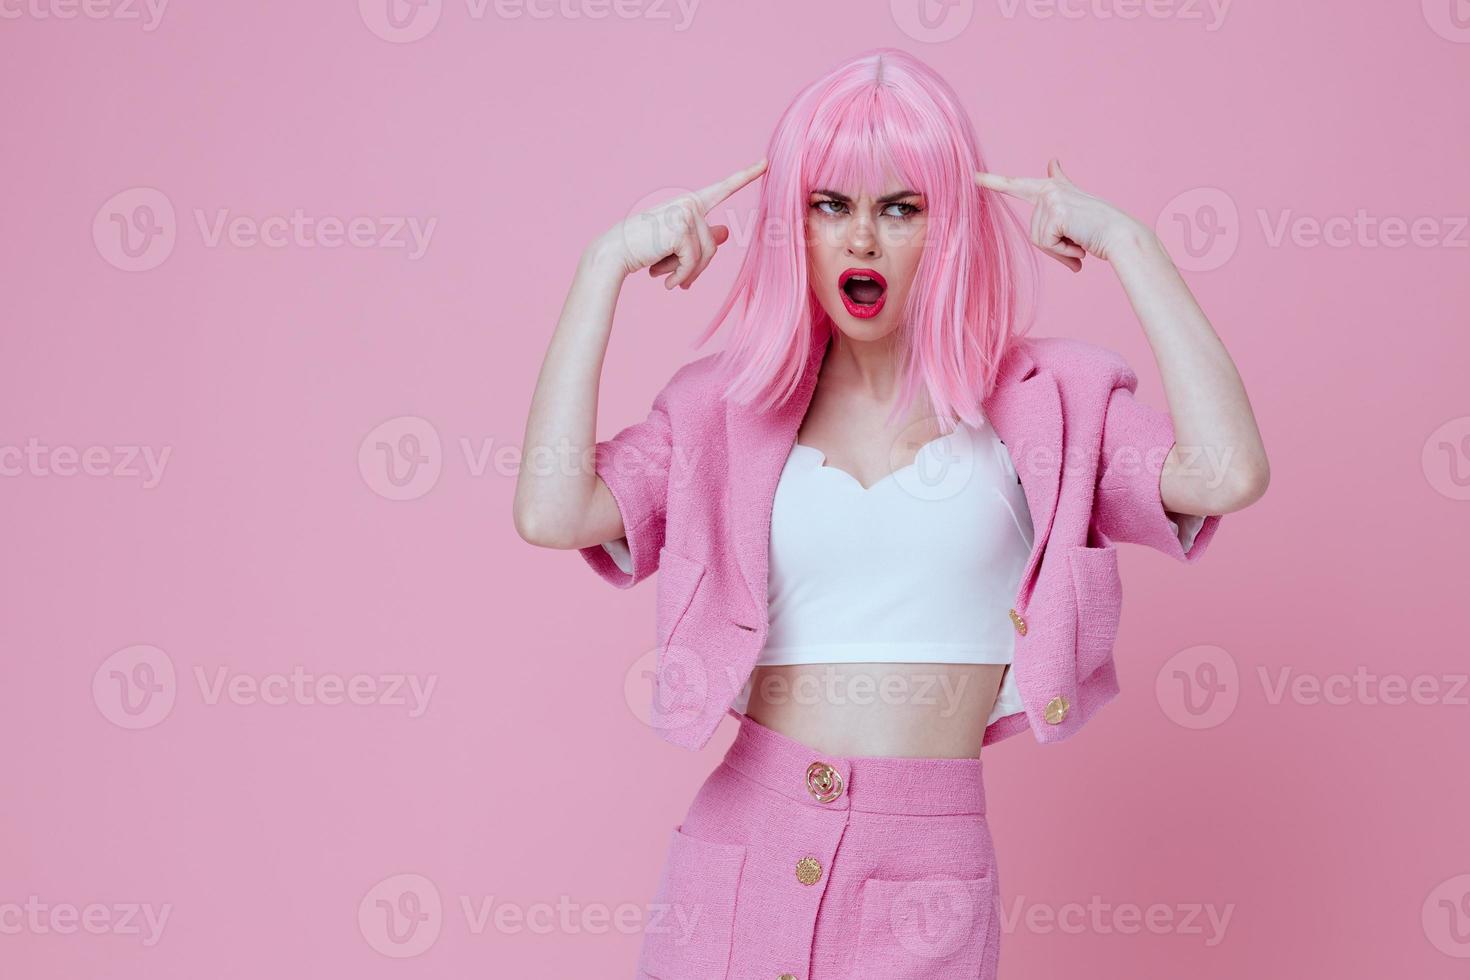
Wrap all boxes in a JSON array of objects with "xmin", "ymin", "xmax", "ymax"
[
  {"xmin": 980, "ymin": 343, "xmax": 1064, "ymax": 604},
  {"xmin": 725, "ymin": 329, "xmax": 1064, "ymax": 616}
]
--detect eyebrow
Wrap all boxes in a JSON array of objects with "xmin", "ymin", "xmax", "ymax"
[{"xmin": 810, "ymin": 188, "xmax": 923, "ymax": 205}]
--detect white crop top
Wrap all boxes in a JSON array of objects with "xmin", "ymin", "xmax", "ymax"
[
  {"xmin": 756, "ymin": 416, "xmax": 1032, "ymax": 668},
  {"xmin": 596, "ymin": 414, "xmax": 1204, "ymax": 728}
]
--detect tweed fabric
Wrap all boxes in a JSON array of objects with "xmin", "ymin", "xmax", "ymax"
[
  {"xmin": 636, "ymin": 712, "xmax": 1001, "ymax": 979},
  {"xmin": 580, "ymin": 323, "xmax": 1223, "ymax": 751}
]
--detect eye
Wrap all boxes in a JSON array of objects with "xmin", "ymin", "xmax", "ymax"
[
  {"xmin": 808, "ymin": 198, "xmax": 924, "ymax": 218},
  {"xmin": 883, "ymin": 202, "xmax": 924, "ymax": 219}
]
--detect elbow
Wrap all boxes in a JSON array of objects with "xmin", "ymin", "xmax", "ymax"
[
  {"xmin": 1165, "ymin": 446, "xmax": 1269, "ymax": 517},
  {"xmin": 1214, "ymin": 453, "xmax": 1270, "ymax": 513},
  {"xmin": 512, "ymin": 504, "xmax": 547, "ymax": 547},
  {"xmin": 513, "ymin": 501, "xmax": 577, "ymax": 550}
]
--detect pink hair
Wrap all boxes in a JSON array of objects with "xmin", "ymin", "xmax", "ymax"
[{"xmin": 693, "ymin": 47, "xmax": 1039, "ymax": 431}]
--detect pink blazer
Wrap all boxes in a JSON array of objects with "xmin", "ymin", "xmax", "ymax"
[{"xmin": 578, "ymin": 320, "xmax": 1221, "ymax": 751}]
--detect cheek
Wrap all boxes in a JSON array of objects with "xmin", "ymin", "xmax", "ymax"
[
  {"xmin": 890, "ymin": 247, "xmax": 927, "ymax": 300},
  {"xmin": 806, "ymin": 246, "xmax": 838, "ymax": 288},
  {"xmin": 894, "ymin": 218, "xmax": 928, "ymax": 252},
  {"xmin": 806, "ymin": 214, "xmax": 851, "ymax": 251}
]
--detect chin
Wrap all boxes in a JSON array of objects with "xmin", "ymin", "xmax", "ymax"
[
  {"xmin": 822, "ymin": 299, "xmax": 899, "ymax": 342},
  {"xmin": 834, "ymin": 320, "xmax": 891, "ymax": 343}
]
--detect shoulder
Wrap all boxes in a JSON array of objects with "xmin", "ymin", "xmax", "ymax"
[
  {"xmin": 644, "ymin": 350, "xmax": 730, "ymax": 432},
  {"xmin": 1016, "ymin": 334, "xmax": 1137, "ymax": 391},
  {"xmin": 656, "ymin": 349, "xmax": 725, "ymax": 400}
]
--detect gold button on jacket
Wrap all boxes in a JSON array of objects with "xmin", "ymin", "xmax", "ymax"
[
  {"xmin": 1008, "ymin": 607, "xmax": 1028, "ymax": 636},
  {"xmin": 795, "ymin": 857, "xmax": 823, "ymax": 886},
  {"xmin": 1044, "ymin": 695, "xmax": 1070, "ymax": 724}
]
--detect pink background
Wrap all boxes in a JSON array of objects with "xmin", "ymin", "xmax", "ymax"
[{"xmin": 4, "ymin": 1, "xmax": 1469, "ymax": 977}]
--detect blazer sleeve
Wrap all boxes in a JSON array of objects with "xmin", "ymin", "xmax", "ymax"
[
  {"xmin": 577, "ymin": 381, "xmax": 673, "ymax": 589},
  {"xmin": 1091, "ymin": 373, "xmax": 1221, "ymax": 563}
]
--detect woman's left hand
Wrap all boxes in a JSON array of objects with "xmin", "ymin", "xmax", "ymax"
[{"xmin": 975, "ymin": 159, "xmax": 1148, "ymax": 271}]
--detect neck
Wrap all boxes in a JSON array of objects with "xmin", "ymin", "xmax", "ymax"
[
  {"xmin": 816, "ymin": 323, "xmax": 950, "ymax": 432},
  {"xmin": 824, "ymin": 326, "xmax": 905, "ymax": 401}
]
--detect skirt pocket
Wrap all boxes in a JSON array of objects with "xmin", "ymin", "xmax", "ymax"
[
  {"xmin": 856, "ymin": 872, "xmax": 996, "ymax": 978},
  {"xmin": 637, "ymin": 825, "xmax": 746, "ymax": 980}
]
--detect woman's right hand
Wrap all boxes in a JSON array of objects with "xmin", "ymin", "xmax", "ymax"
[{"xmin": 591, "ymin": 158, "xmax": 767, "ymax": 290}]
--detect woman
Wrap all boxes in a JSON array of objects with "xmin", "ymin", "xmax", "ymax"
[{"xmin": 515, "ymin": 48, "xmax": 1267, "ymax": 980}]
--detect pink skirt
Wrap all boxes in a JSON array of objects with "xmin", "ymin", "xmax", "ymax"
[{"xmin": 637, "ymin": 710, "xmax": 1000, "ymax": 979}]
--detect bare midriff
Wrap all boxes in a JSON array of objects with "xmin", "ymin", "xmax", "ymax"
[{"xmin": 743, "ymin": 662, "xmax": 1007, "ymax": 759}]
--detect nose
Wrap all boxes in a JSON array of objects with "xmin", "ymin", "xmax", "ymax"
[{"xmin": 844, "ymin": 211, "xmax": 880, "ymax": 259}]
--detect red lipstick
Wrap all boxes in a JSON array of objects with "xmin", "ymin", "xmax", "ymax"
[{"xmin": 838, "ymin": 267, "xmax": 887, "ymax": 319}]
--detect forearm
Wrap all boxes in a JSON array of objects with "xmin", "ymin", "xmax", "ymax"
[
  {"xmin": 1107, "ymin": 223, "xmax": 1269, "ymax": 513},
  {"xmin": 513, "ymin": 241, "xmax": 628, "ymax": 546}
]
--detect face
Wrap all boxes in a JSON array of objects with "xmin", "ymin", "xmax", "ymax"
[{"xmin": 805, "ymin": 181, "xmax": 928, "ymax": 341}]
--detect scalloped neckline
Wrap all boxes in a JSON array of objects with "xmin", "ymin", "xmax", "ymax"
[{"xmin": 792, "ymin": 426, "xmax": 962, "ymax": 493}]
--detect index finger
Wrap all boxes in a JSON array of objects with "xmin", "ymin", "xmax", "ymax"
[
  {"xmin": 693, "ymin": 158, "xmax": 768, "ymax": 212},
  {"xmin": 974, "ymin": 171, "xmax": 1043, "ymax": 204}
]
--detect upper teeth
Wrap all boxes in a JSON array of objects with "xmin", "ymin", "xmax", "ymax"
[{"xmin": 849, "ymin": 275, "xmax": 876, "ymax": 283}]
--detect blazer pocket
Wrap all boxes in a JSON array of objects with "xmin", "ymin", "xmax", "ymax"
[
  {"xmin": 655, "ymin": 546, "xmax": 706, "ymax": 653},
  {"xmin": 637, "ymin": 825, "xmax": 745, "ymax": 980},
  {"xmin": 855, "ymin": 872, "xmax": 996, "ymax": 978},
  {"xmin": 1069, "ymin": 543, "xmax": 1122, "ymax": 681}
]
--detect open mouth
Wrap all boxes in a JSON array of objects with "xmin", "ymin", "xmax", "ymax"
[{"xmin": 838, "ymin": 268, "xmax": 887, "ymax": 318}]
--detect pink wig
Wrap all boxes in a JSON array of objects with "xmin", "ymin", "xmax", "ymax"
[{"xmin": 694, "ymin": 47, "xmax": 1039, "ymax": 430}]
